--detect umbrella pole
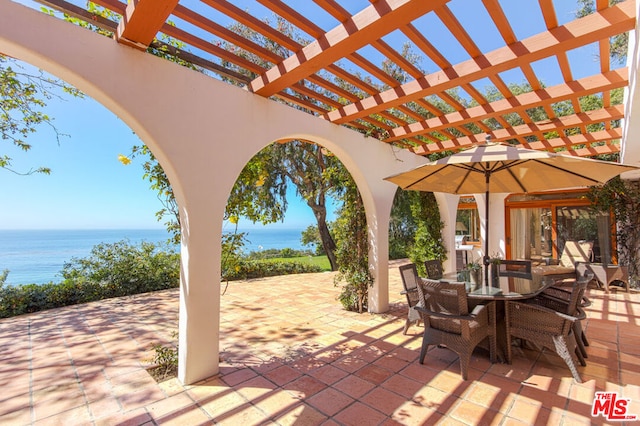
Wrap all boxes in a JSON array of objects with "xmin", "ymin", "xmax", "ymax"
[{"xmin": 484, "ymin": 171, "xmax": 490, "ymax": 288}]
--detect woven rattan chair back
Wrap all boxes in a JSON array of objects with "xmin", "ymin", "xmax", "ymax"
[
  {"xmin": 497, "ymin": 260, "xmax": 532, "ymax": 280},
  {"xmin": 506, "ymin": 298, "xmax": 584, "ymax": 382},
  {"xmin": 399, "ymin": 263, "xmax": 421, "ymax": 334},
  {"xmin": 415, "ymin": 279, "xmax": 496, "ymax": 379},
  {"xmin": 424, "ymin": 260, "xmax": 444, "ymax": 280}
]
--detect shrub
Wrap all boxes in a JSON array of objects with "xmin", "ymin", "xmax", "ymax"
[
  {"xmin": 61, "ymin": 240, "xmax": 180, "ymax": 296},
  {"xmin": 226, "ymin": 259, "xmax": 322, "ymax": 280},
  {"xmin": 246, "ymin": 247, "xmax": 314, "ymax": 260},
  {"xmin": 0, "ymin": 240, "xmax": 179, "ymax": 318}
]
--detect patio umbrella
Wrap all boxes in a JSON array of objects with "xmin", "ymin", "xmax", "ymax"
[{"xmin": 384, "ymin": 140, "xmax": 639, "ymax": 286}]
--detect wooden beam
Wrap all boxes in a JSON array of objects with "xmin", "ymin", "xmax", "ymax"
[
  {"xmin": 385, "ymin": 69, "xmax": 628, "ymax": 142},
  {"xmin": 325, "ymin": 1, "xmax": 635, "ymax": 124},
  {"xmin": 116, "ymin": 0, "xmax": 179, "ymax": 49},
  {"xmin": 250, "ymin": 0, "xmax": 450, "ymax": 96}
]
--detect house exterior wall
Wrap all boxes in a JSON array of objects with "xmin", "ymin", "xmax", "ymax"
[{"xmin": 622, "ymin": 0, "xmax": 640, "ymax": 179}]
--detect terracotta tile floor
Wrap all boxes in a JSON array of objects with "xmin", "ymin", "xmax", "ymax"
[{"xmin": 1, "ymin": 261, "xmax": 639, "ymax": 425}]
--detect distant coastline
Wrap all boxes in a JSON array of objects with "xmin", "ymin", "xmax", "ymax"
[{"xmin": 0, "ymin": 228, "xmax": 306, "ymax": 285}]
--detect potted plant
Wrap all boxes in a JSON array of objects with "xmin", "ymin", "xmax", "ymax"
[
  {"xmin": 465, "ymin": 259, "xmax": 483, "ymax": 290},
  {"xmin": 489, "ymin": 255, "xmax": 503, "ymax": 288}
]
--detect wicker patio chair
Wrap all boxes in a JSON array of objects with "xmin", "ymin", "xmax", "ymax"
[
  {"xmin": 528, "ymin": 272, "xmax": 592, "ymax": 360},
  {"xmin": 415, "ymin": 278, "xmax": 496, "ymax": 380},
  {"xmin": 399, "ymin": 263, "xmax": 421, "ymax": 335},
  {"xmin": 505, "ymin": 300, "xmax": 583, "ymax": 383},
  {"xmin": 424, "ymin": 259, "xmax": 444, "ymax": 280},
  {"xmin": 496, "ymin": 260, "xmax": 532, "ymax": 280}
]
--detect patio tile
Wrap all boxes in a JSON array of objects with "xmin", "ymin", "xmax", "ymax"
[
  {"xmin": 380, "ymin": 373, "xmax": 424, "ymax": 399},
  {"xmin": 0, "ymin": 268, "xmax": 637, "ymax": 426},
  {"xmin": 391, "ymin": 399, "xmax": 443, "ymax": 425},
  {"xmin": 463, "ymin": 381, "xmax": 516, "ymax": 414},
  {"xmin": 449, "ymin": 399, "xmax": 503, "ymax": 425},
  {"xmin": 353, "ymin": 363, "xmax": 394, "ymax": 385},
  {"xmin": 361, "ymin": 386, "xmax": 407, "ymax": 416},
  {"xmin": 87, "ymin": 395, "xmax": 121, "ymax": 420},
  {"xmin": 94, "ymin": 408, "xmax": 153, "ymax": 426},
  {"xmin": 306, "ymin": 388, "xmax": 354, "ymax": 416},
  {"xmin": 263, "ymin": 365, "xmax": 302, "ymax": 386},
  {"xmin": 251, "ymin": 388, "xmax": 298, "ymax": 413},
  {"xmin": 333, "ymin": 374, "xmax": 376, "ymax": 399},
  {"xmin": 413, "ymin": 384, "xmax": 458, "ymax": 413},
  {"xmin": 309, "ymin": 364, "xmax": 349, "ymax": 385},
  {"xmin": 506, "ymin": 397, "xmax": 552, "ymax": 425},
  {"xmin": 269, "ymin": 401, "xmax": 328, "ymax": 425},
  {"xmin": 235, "ymin": 376, "xmax": 277, "ymax": 401},
  {"xmin": 285, "ymin": 375, "xmax": 327, "ymax": 399},
  {"xmin": 333, "ymin": 401, "xmax": 388, "ymax": 425}
]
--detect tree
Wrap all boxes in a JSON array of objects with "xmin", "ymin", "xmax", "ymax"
[
  {"xmin": 576, "ymin": 0, "xmax": 627, "ymax": 65},
  {"xmin": 0, "ymin": 55, "xmax": 82, "ymax": 175},
  {"xmin": 269, "ymin": 141, "xmax": 341, "ymax": 270},
  {"xmin": 301, "ymin": 225, "xmax": 326, "ymax": 256}
]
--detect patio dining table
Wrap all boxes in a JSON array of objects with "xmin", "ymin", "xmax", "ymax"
[{"xmin": 434, "ymin": 273, "xmax": 559, "ymax": 361}]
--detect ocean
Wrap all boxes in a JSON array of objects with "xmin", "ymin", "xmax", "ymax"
[{"xmin": 0, "ymin": 228, "xmax": 306, "ymax": 286}]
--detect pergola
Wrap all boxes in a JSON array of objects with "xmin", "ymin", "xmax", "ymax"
[
  {"xmin": 35, "ymin": 0, "xmax": 635, "ymax": 157},
  {"xmin": 2, "ymin": 0, "xmax": 640, "ymax": 385}
]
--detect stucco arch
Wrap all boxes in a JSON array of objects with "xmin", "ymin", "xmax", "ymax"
[{"xmin": 1, "ymin": 2, "xmax": 424, "ymax": 384}]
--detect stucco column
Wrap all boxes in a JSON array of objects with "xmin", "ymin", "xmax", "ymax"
[
  {"xmin": 474, "ymin": 192, "xmax": 509, "ymax": 260},
  {"xmin": 434, "ymin": 193, "xmax": 460, "ymax": 274},
  {"xmin": 366, "ymin": 189, "xmax": 396, "ymax": 313},
  {"xmin": 177, "ymin": 191, "xmax": 224, "ymax": 384}
]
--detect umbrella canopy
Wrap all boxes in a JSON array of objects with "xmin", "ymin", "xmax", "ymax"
[
  {"xmin": 385, "ymin": 142, "xmax": 639, "ymax": 194},
  {"xmin": 384, "ymin": 141, "xmax": 639, "ymax": 286}
]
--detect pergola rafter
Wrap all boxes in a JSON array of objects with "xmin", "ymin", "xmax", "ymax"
[{"xmin": 28, "ymin": 0, "xmax": 635, "ymax": 160}]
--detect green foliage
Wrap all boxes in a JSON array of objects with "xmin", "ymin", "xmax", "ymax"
[
  {"xmin": 0, "ymin": 55, "xmax": 83, "ymax": 175},
  {"xmin": 61, "ymin": 240, "xmax": 180, "ymax": 297},
  {"xmin": 587, "ymin": 177, "xmax": 640, "ymax": 285},
  {"xmin": 0, "ymin": 240, "xmax": 180, "ymax": 318},
  {"xmin": 300, "ymin": 225, "xmax": 326, "ymax": 256},
  {"xmin": 246, "ymin": 248, "xmax": 314, "ymax": 260},
  {"xmin": 408, "ymin": 192, "xmax": 446, "ymax": 277},
  {"xmin": 150, "ymin": 331, "xmax": 178, "ymax": 382},
  {"xmin": 332, "ymin": 173, "xmax": 373, "ymax": 313},
  {"xmin": 221, "ymin": 229, "xmax": 248, "ymax": 283},
  {"xmin": 389, "ymin": 189, "xmax": 419, "ymax": 259},
  {"xmin": 226, "ymin": 259, "xmax": 322, "ymax": 280},
  {"xmin": 388, "ymin": 188, "xmax": 447, "ymax": 270},
  {"xmin": 575, "ymin": 0, "xmax": 627, "ymax": 65}
]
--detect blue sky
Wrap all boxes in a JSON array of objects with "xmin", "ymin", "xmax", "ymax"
[
  {"xmin": 0, "ymin": 74, "xmax": 321, "ymax": 230},
  {"xmin": 1, "ymin": 1, "xmax": 603, "ymax": 230}
]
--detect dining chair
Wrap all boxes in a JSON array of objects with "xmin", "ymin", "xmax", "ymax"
[
  {"xmin": 424, "ymin": 259, "xmax": 443, "ymax": 280},
  {"xmin": 496, "ymin": 260, "xmax": 532, "ymax": 279},
  {"xmin": 398, "ymin": 263, "xmax": 421, "ymax": 335},
  {"xmin": 415, "ymin": 278, "xmax": 496, "ymax": 380},
  {"xmin": 528, "ymin": 272, "xmax": 593, "ymax": 360},
  {"xmin": 505, "ymin": 299, "xmax": 584, "ymax": 383}
]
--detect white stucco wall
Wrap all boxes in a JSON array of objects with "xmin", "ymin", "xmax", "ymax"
[
  {"xmin": 622, "ymin": 0, "xmax": 640, "ymax": 180},
  {"xmin": 0, "ymin": 1, "xmax": 425, "ymax": 384}
]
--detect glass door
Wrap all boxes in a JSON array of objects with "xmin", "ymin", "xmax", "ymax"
[{"xmin": 509, "ymin": 207, "xmax": 551, "ymax": 262}]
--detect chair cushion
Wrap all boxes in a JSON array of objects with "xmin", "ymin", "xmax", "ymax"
[{"xmin": 532, "ymin": 265, "xmax": 575, "ymax": 276}]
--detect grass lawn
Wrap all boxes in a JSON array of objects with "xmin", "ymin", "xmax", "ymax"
[{"xmin": 265, "ymin": 255, "xmax": 331, "ymax": 271}]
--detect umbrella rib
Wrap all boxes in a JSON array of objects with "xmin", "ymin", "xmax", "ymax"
[
  {"xmin": 454, "ymin": 166, "xmax": 474, "ymax": 194},
  {"xmin": 504, "ymin": 167, "xmax": 528, "ymax": 193},
  {"xmin": 530, "ymin": 159, "xmax": 604, "ymax": 185},
  {"xmin": 403, "ymin": 166, "xmax": 449, "ymax": 189}
]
